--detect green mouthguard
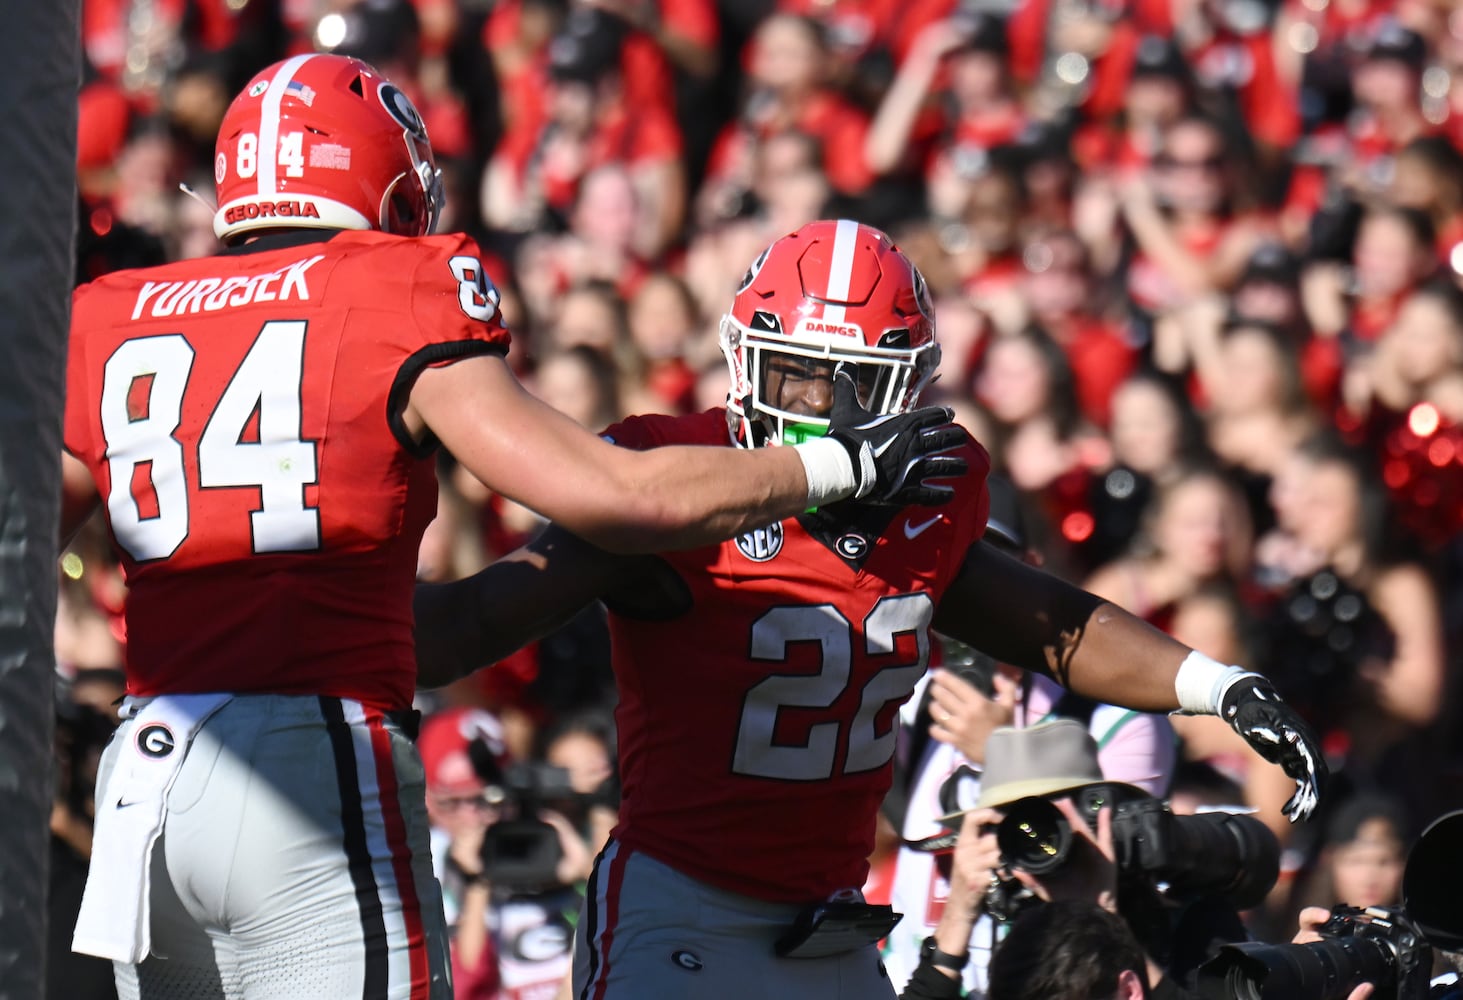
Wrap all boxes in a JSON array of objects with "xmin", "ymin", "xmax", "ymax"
[{"xmin": 781, "ymin": 421, "xmax": 828, "ymax": 446}]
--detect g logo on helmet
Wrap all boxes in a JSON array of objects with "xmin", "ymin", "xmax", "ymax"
[
  {"xmin": 136, "ymin": 724, "xmax": 176, "ymax": 759},
  {"xmin": 735, "ymin": 245, "xmax": 772, "ymax": 294},
  {"xmin": 377, "ymin": 83, "xmax": 427, "ymax": 140}
]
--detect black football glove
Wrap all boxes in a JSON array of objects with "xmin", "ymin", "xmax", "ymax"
[
  {"xmin": 1220, "ymin": 673, "xmax": 1327, "ymax": 822},
  {"xmin": 825, "ymin": 364, "xmax": 968, "ymax": 506}
]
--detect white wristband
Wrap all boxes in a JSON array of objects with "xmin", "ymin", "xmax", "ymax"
[
  {"xmin": 793, "ymin": 437, "xmax": 858, "ymax": 507},
  {"xmin": 1174, "ymin": 651, "xmax": 1251, "ymax": 716}
]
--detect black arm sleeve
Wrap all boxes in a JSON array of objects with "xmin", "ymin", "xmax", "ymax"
[{"xmin": 898, "ymin": 961, "xmax": 967, "ymax": 1000}]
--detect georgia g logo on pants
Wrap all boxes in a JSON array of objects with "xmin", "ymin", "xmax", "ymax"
[{"xmin": 136, "ymin": 723, "xmax": 177, "ymax": 758}]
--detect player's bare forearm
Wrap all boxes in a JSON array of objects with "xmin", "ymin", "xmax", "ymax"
[
  {"xmin": 934, "ymin": 542, "xmax": 1188, "ymax": 712},
  {"xmin": 407, "ymin": 356, "xmax": 817, "ymax": 553},
  {"xmin": 413, "ymin": 527, "xmax": 622, "ymax": 689}
]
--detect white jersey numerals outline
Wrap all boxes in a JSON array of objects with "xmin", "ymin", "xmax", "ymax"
[
  {"xmin": 99, "ymin": 321, "xmax": 321, "ymax": 562},
  {"xmin": 447, "ymin": 255, "xmax": 501, "ymax": 323},
  {"xmin": 733, "ymin": 593, "xmax": 934, "ymax": 781}
]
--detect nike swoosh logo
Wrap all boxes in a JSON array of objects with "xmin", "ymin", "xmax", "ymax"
[
  {"xmin": 904, "ymin": 514, "xmax": 941, "ymax": 539},
  {"xmin": 872, "ymin": 435, "xmax": 897, "ymax": 458}
]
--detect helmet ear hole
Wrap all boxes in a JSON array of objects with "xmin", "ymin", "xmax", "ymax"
[
  {"xmin": 388, "ymin": 192, "xmax": 415, "ymax": 233},
  {"xmin": 381, "ymin": 173, "xmax": 423, "ymax": 235}
]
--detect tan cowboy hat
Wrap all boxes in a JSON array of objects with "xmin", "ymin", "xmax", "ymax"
[{"xmin": 937, "ymin": 719, "xmax": 1156, "ymax": 824}]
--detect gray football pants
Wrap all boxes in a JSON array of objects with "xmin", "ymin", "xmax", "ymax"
[{"xmin": 93, "ymin": 694, "xmax": 451, "ymax": 999}]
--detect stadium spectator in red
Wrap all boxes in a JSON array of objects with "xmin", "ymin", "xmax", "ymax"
[
  {"xmin": 325, "ymin": 0, "xmax": 474, "ymax": 162},
  {"xmin": 421, "ymin": 708, "xmax": 508, "ymax": 1000},
  {"xmin": 1175, "ymin": 0, "xmax": 1302, "ymax": 162},
  {"xmin": 1263, "ymin": 435, "xmax": 1445, "ymax": 741},
  {"xmin": 864, "ymin": 13, "xmax": 1027, "ymax": 185},
  {"xmin": 76, "ymin": 78, "xmax": 132, "ymax": 211},
  {"xmin": 1273, "ymin": 0, "xmax": 1400, "ymax": 131},
  {"xmin": 1122, "ymin": 115, "xmax": 1275, "ymax": 316},
  {"xmin": 947, "ymin": 156, "xmax": 1028, "ymax": 305},
  {"xmin": 1303, "ymin": 205, "xmax": 1438, "ymax": 367},
  {"xmin": 1390, "ymin": 136, "xmax": 1463, "ymax": 267},
  {"xmin": 479, "ymin": 0, "xmax": 566, "ymax": 137},
  {"xmin": 1006, "ymin": 0, "xmax": 1173, "ymax": 123},
  {"xmin": 703, "ymin": 13, "xmax": 876, "ymax": 201},
  {"xmin": 515, "ymin": 163, "xmax": 655, "ymax": 307},
  {"xmin": 483, "ymin": 9, "xmax": 686, "ymax": 255},
  {"xmin": 625, "ymin": 271, "xmax": 703, "ymax": 414},
  {"xmin": 82, "ymin": 0, "xmax": 247, "ymax": 110},
  {"xmin": 1070, "ymin": 34, "xmax": 1194, "ymax": 184},
  {"xmin": 482, "ymin": 0, "xmax": 718, "ymax": 133},
  {"xmin": 1282, "ymin": 21, "xmax": 1438, "ymax": 236},
  {"xmin": 776, "ymin": 0, "xmax": 954, "ymax": 73},
  {"xmin": 974, "ymin": 325, "xmax": 1108, "ymax": 500},
  {"xmin": 1085, "ymin": 466, "xmax": 1254, "ymax": 639},
  {"xmin": 1017, "ymin": 229, "xmax": 1137, "ymax": 429}
]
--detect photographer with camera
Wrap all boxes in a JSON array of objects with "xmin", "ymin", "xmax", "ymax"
[
  {"xmin": 886, "ymin": 477, "xmax": 1178, "ymax": 994},
  {"xmin": 420, "ymin": 707, "xmax": 598, "ymax": 999},
  {"xmin": 1198, "ymin": 809, "xmax": 1463, "ymax": 1000},
  {"xmin": 901, "ymin": 720, "xmax": 1284, "ymax": 999}
]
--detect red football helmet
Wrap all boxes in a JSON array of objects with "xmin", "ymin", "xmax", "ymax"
[
  {"xmin": 720, "ymin": 219, "xmax": 941, "ymax": 447},
  {"xmin": 213, "ymin": 54, "xmax": 443, "ymax": 243}
]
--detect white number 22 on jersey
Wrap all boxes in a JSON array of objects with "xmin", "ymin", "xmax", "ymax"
[
  {"xmin": 100, "ymin": 320, "xmax": 320, "ymax": 561},
  {"xmin": 733, "ymin": 593, "xmax": 934, "ymax": 781}
]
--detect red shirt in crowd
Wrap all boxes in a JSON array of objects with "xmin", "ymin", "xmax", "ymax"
[
  {"xmin": 497, "ymin": 100, "xmax": 684, "ymax": 217},
  {"xmin": 777, "ymin": 0, "xmax": 954, "ymax": 67},
  {"xmin": 709, "ymin": 90, "xmax": 875, "ymax": 197}
]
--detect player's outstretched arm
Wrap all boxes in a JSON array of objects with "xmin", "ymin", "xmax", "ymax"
[
  {"xmin": 413, "ymin": 524, "xmax": 643, "ymax": 689},
  {"xmin": 405, "ymin": 355, "xmax": 964, "ymax": 553},
  {"xmin": 933, "ymin": 541, "xmax": 1327, "ymax": 822}
]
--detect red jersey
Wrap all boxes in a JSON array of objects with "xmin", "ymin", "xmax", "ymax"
[
  {"xmin": 64, "ymin": 230, "xmax": 510, "ymax": 710},
  {"xmin": 601, "ymin": 410, "xmax": 991, "ymax": 902}
]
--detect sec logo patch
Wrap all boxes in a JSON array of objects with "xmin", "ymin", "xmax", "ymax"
[{"xmin": 736, "ymin": 522, "xmax": 783, "ymax": 562}]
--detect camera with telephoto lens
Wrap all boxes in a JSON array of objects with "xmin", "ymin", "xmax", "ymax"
[
  {"xmin": 988, "ymin": 784, "xmax": 1280, "ymax": 915},
  {"xmin": 475, "ymin": 759, "xmax": 580, "ymax": 893},
  {"xmin": 1197, "ymin": 906, "xmax": 1430, "ymax": 1000},
  {"xmin": 1196, "ymin": 809, "xmax": 1463, "ymax": 1000}
]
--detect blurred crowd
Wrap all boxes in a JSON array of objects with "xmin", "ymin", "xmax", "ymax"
[{"xmin": 55, "ymin": 0, "xmax": 1463, "ymax": 996}]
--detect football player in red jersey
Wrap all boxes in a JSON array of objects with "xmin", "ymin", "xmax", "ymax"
[
  {"xmin": 58, "ymin": 56, "xmax": 966, "ymax": 1000},
  {"xmin": 414, "ymin": 219, "xmax": 1328, "ymax": 1000}
]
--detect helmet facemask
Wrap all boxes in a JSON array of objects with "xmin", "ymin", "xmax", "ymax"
[{"xmin": 720, "ymin": 315, "xmax": 940, "ymax": 448}]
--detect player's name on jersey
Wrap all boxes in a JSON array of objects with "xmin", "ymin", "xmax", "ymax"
[{"xmin": 130, "ymin": 255, "xmax": 325, "ymax": 321}]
